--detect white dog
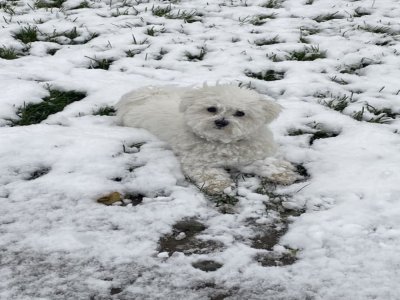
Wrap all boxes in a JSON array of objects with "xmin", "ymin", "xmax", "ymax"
[{"xmin": 116, "ymin": 85, "xmax": 297, "ymax": 194}]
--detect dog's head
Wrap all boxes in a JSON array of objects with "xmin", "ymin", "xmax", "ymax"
[{"xmin": 179, "ymin": 85, "xmax": 281, "ymax": 143}]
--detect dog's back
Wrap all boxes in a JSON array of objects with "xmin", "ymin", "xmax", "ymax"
[{"xmin": 116, "ymin": 86, "xmax": 187, "ymax": 142}]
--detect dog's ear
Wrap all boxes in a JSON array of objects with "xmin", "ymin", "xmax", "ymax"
[
  {"xmin": 179, "ymin": 90, "xmax": 197, "ymax": 112},
  {"xmin": 261, "ymin": 99, "xmax": 282, "ymax": 123}
]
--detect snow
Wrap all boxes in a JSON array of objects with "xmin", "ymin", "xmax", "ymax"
[{"xmin": 1, "ymin": 0, "xmax": 400, "ymax": 299}]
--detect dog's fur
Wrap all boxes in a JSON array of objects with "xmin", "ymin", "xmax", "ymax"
[{"xmin": 116, "ymin": 85, "xmax": 296, "ymax": 193}]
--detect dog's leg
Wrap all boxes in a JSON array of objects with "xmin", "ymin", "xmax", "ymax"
[
  {"xmin": 182, "ymin": 163, "xmax": 233, "ymax": 194},
  {"xmin": 240, "ymin": 157, "xmax": 299, "ymax": 185}
]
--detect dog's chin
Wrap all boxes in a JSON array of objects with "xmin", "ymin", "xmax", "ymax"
[{"xmin": 190, "ymin": 126, "xmax": 247, "ymax": 144}]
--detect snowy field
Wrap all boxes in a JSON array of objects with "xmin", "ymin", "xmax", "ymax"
[{"xmin": 1, "ymin": 0, "xmax": 400, "ymax": 299}]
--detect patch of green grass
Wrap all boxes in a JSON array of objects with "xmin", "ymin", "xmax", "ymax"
[
  {"xmin": 184, "ymin": 47, "xmax": 206, "ymax": 61},
  {"xmin": 253, "ymin": 36, "xmax": 281, "ymax": 46},
  {"xmin": 0, "ymin": 46, "xmax": 21, "ymax": 59},
  {"xmin": 93, "ymin": 106, "xmax": 116, "ymax": 116},
  {"xmin": 86, "ymin": 56, "xmax": 115, "ymax": 70},
  {"xmin": 14, "ymin": 26, "xmax": 40, "ymax": 44},
  {"xmin": 12, "ymin": 89, "xmax": 87, "ymax": 126},
  {"xmin": 35, "ymin": 0, "xmax": 66, "ymax": 9},
  {"xmin": 245, "ymin": 69, "xmax": 285, "ymax": 81},
  {"xmin": 285, "ymin": 45, "xmax": 326, "ymax": 61}
]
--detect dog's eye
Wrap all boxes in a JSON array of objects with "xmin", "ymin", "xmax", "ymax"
[
  {"xmin": 207, "ymin": 107, "xmax": 217, "ymax": 113},
  {"xmin": 234, "ymin": 110, "xmax": 245, "ymax": 117}
]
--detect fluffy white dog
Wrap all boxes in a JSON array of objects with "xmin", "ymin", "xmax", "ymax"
[{"xmin": 116, "ymin": 85, "xmax": 297, "ymax": 194}]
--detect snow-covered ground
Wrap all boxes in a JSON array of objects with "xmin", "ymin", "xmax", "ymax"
[{"xmin": 1, "ymin": 0, "xmax": 400, "ymax": 299}]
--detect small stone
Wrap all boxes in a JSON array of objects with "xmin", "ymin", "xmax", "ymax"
[
  {"xmin": 157, "ymin": 252, "xmax": 169, "ymax": 258},
  {"xmin": 175, "ymin": 232, "xmax": 186, "ymax": 240}
]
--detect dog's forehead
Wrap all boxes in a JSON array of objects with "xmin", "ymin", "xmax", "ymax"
[{"xmin": 206, "ymin": 87, "xmax": 260, "ymax": 103}]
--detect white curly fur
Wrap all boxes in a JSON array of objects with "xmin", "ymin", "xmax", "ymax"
[{"xmin": 116, "ymin": 85, "xmax": 297, "ymax": 193}]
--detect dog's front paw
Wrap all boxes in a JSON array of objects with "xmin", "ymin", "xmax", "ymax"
[
  {"xmin": 201, "ymin": 178, "xmax": 233, "ymax": 194},
  {"xmin": 267, "ymin": 167, "xmax": 298, "ymax": 185},
  {"xmin": 266, "ymin": 159, "xmax": 299, "ymax": 185},
  {"xmin": 241, "ymin": 158, "xmax": 300, "ymax": 185},
  {"xmin": 184, "ymin": 166, "xmax": 234, "ymax": 194}
]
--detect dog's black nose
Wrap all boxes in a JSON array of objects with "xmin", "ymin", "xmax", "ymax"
[{"xmin": 215, "ymin": 119, "xmax": 229, "ymax": 128}]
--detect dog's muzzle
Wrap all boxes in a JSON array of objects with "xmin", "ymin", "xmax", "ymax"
[{"xmin": 214, "ymin": 118, "xmax": 229, "ymax": 128}]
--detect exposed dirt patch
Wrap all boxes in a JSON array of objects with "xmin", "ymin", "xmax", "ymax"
[{"xmin": 158, "ymin": 218, "xmax": 224, "ymax": 255}]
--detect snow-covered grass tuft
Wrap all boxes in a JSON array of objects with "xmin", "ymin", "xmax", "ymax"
[
  {"xmin": 285, "ymin": 45, "xmax": 327, "ymax": 61},
  {"xmin": 261, "ymin": 0, "xmax": 283, "ymax": 9},
  {"xmin": 34, "ymin": 0, "xmax": 66, "ymax": 9},
  {"xmin": 253, "ymin": 35, "xmax": 281, "ymax": 46},
  {"xmin": 245, "ymin": 69, "xmax": 285, "ymax": 81},
  {"xmin": 184, "ymin": 46, "xmax": 207, "ymax": 61},
  {"xmin": 14, "ymin": 25, "xmax": 40, "ymax": 44},
  {"xmin": 85, "ymin": 56, "xmax": 115, "ymax": 70},
  {"xmin": 313, "ymin": 12, "xmax": 344, "ymax": 23},
  {"xmin": 92, "ymin": 105, "xmax": 116, "ymax": 116},
  {"xmin": 317, "ymin": 92, "xmax": 352, "ymax": 112},
  {"xmin": 0, "ymin": 46, "xmax": 22, "ymax": 59}
]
